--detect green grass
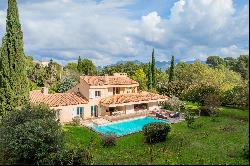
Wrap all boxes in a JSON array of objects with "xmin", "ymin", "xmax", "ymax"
[{"xmin": 63, "ymin": 107, "xmax": 249, "ymax": 165}]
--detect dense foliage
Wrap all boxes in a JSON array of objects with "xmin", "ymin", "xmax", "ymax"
[
  {"xmin": 100, "ymin": 61, "xmax": 141, "ymax": 77},
  {"xmin": 77, "ymin": 56, "xmax": 96, "ymax": 75},
  {"xmin": 160, "ymin": 60, "xmax": 248, "ymax": 108},
  {"xmin": 65, "ymin": 62, "xmax": 78, "ymax": 72},
  {"xmin": 206, "ymin": 55, "xmax": 249, "ymax": 80},
  {"xmin": 39, "ymin": 146, "xmax": 93, "ymax": 165},
  {"xmin": 161, "ymin": 96, "xmax": 186, "ymax": 111},
  {"xmin": 0, "ymin": 104, "xmax": 63, "ymax": 165},
  {"xmin": 143, "ymin": 122, "xmax": 171, "ymax": 144},
  {"xmin": 131, "ymin": 68, "xmax": 147, "ymax": 91},
  {"xmin": 101, "ymin": 133, "xmax": 117, "ymax": 147},
  {"xmin": 223, "ymin": 81, "xmax": 249, "ymax": 108},
  {"xmin": 0, "ymin": 0, "xmax": 29, "ymax": 115},
  {"xmin": 58, "ymin": 77, "xmax": 77, "ymax": 93}
]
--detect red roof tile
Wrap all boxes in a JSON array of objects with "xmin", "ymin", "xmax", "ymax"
[
  {"xmin": 100, "ymin": 91, "xmax": 169, "ymax": 105},
  {"xmin": 30, "ymin": 90, "xmax": 88, "ymax": 107}
]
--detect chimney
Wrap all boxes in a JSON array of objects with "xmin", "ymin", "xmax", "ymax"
[
  {"xmin": 41, "ymin": 87, "xmax": 48, "ymax": 95},
  {"xmin": 104, "ymin": 74, "xmax": 109, "ymax": 84}
]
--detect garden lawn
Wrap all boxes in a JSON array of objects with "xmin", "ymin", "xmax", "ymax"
[{"xmin": 63, "ymin": 107, "xmax": 249, "ymax": 165}]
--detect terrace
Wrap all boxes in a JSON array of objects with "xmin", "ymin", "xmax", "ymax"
[{"xmin": 81, "ymin": 108, "xmax": 185, "ymax": 127}]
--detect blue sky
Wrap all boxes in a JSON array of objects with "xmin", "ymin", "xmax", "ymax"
[{"xmin": 0, "ymin": 0, "xmax": 249, "ymax": 66}]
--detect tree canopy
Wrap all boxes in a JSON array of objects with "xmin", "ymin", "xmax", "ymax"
[
  {"xmin": 206, "ymin": 56, "xmax": 225, "ymax": 67},
  {"xmin": 77, "ymin": 57, "xmax": 96, "ymax": 76},
  {"xmin": 0, "ymin": 104, "xmax": 63, "ymax": 165},
  {"xmin": 131, "ymin": 68, "xmax": 147, "ymax": 91}
]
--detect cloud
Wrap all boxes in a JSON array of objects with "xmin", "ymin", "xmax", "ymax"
[
  {"xmin": 0, "ymin": 0, "xmax": 248, "ymax": 66},
  {"xmin": 220, "ymin": 45, "xmax": 249, "ymax": 57}
]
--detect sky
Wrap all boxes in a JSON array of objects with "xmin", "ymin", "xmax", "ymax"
[{"xmin": 0, "ymin": 0, "xmax": 249, "ymax": 66}]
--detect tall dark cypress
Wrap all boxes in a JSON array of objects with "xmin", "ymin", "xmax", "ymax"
[
  {"xmin": 77, "ymin": 56, "xmax": 82, "ymax": 73},
  {"xmin": 0, "ymin": 0, "xmax": 29, "ymax": 115},
  {"xmin": 169, "ymin": 55, "xmax": 175, "ymax": 82},
  {"xmin": 147, "ymin": 62, "xmax": 152, "ymax": 90},
  {"xmin": 151, "ymin": 48, "xmax": 156, "ymax": 88}
]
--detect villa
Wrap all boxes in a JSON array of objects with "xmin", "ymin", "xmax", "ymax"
[{"xmin": 30, "ymin": 73, "xmax": 169, "ymax": 123}]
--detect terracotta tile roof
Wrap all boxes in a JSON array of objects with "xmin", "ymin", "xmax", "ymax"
[
  {"xmin": 30, "ymin": 90, "xmax": 88, "ymax": 107},
  {"xmin": 81, "ymin": 76, "xmax": 138, "ymax": 86},
  {"xmin": 100, "ymin": 91, "xmax": 169, "ymax": 105}
]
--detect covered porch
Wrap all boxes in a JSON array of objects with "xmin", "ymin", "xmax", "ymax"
[
  {"xmin": 99, "ymin": 91, "xmax": 169, "ymax": 120},
  {"xmin": 100, "ymin": 101, "xmax": 162, "ymax": 116}
]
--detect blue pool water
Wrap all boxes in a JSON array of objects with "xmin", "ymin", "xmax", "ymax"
[{"xmin": 91, "ymin": 116, "xmax": 169, "ymax": 136}]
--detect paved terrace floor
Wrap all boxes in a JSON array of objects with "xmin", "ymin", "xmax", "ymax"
[
  {"xmin": 103, "ymin": 110, "xmax": 150, "ymax": 122},
  {"xmin": 81, "ymin": 109, "xmax": 185, "ymax": 127}
]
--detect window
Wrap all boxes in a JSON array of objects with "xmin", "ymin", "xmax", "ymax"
[
  {"xmin": 116, "ymin": 87, "xmax": 120, "ymax": 94},
  {"xmin": 76, "ymin": 107, "xmax": 83, "ymax": 116},
  {"xmin": 95, "ymin": 91, "xmax": 101, "ymax": 97},
  {"xmin": 91, "ymin": 105, "xmax": 98, "ymax": 117},
  {"xmin": 91, "ymin": 106, "xmax": 94, "ymax": 116}
]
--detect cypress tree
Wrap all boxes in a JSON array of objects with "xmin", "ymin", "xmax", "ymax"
[
  {"xmin": 147, "ymin": 62, "xmax": 152, "ymax": 90},
  {"xmin": 151, "ymin": 48, "xmax": 156, "ymax": 88},
  {"xmin": 77, "ymin": 56, "xmax": 82, "ymax": 73},
  {"xmin": 169, "ymin": 55, "xmax": 175, "ymax": 82},
  {"xmin": 0, "ymin": 0, "xmax": 29, "ymax": 115}
]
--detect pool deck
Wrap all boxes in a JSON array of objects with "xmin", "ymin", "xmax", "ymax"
[{"xmin": 81, "ymin": 110, "xmax": 185, "ymax": 127}]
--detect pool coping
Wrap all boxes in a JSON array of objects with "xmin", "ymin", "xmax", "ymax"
[{"xmin": 83, "ymin": 116, "xmax": 170, "ymax": 138}]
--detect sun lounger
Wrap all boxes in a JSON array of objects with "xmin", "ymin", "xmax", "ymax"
[
  {"xmin": 156, "ymin": 113, "xmax": 168, "ymax": 119},
  {"xmin": 169, "ymin": 112, "xmax": 180, "ymax": 118}
]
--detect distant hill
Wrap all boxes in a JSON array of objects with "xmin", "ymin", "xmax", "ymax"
[
  {"xmin": 98, "ymin": 59, "xmax": 206, "ymax": 71},
  {"xmin": 115, "ymin": 60, "xmax": 142, "ymax": 65}
]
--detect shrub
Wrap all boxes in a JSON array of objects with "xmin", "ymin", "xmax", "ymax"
[
  {"xmin": 198, "ymin": 94, "xmax": 222, "ymax": 117},
  {"xmin": 143, "ymin": 122, "xmax": 171, "ymax": 144},
  {"xmin": 39, "ymin": 146, "xmax": 93, "ymax": 165},
  {"xmin": 203, "ymin": 94, "xmax": 222, "ymax": 108},
  {"xmin": 162, "ymin": 96, "xmax": 186, "ymax": 112},
  {"xmin": 184, "ymin": 111, "xmax": 196, "ymax": 128},
  {"xmin": 71, "ymin": 117, "xmax": 81, "ymax": 126},
  {"xmin": 102, "ymin": 132, "xmax": 117, "ymax": 147},
  {"xmin": 223, "ymin": 82, "xmax": 249, "ymax": 109},
  {"xmin": 0, "ymin": 104, "xmax": 63, "ymax": 165}
]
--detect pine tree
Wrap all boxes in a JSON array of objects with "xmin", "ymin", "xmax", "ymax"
[
  {"xmin": 147, "ymin": 62, "xmax": 152, "ymax": 90},
  {"xmin": 77, "ymin": 56, "xmax": 82, "ymax": 73},
  {"xmin": 169, "ymin": 55, "xmax": 175, "ymax": 82},
  {"xmin": 0, "ymin": 0, "xmax": 29, "ymax": 115},
  {"xmin": 151, "ymin": 48, "xmax": 156, "ymax": 88}
]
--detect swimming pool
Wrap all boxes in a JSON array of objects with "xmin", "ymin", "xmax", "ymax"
[{"xmin": 91, "ymin": 116, "xmax": 169, "ymax": 136}]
